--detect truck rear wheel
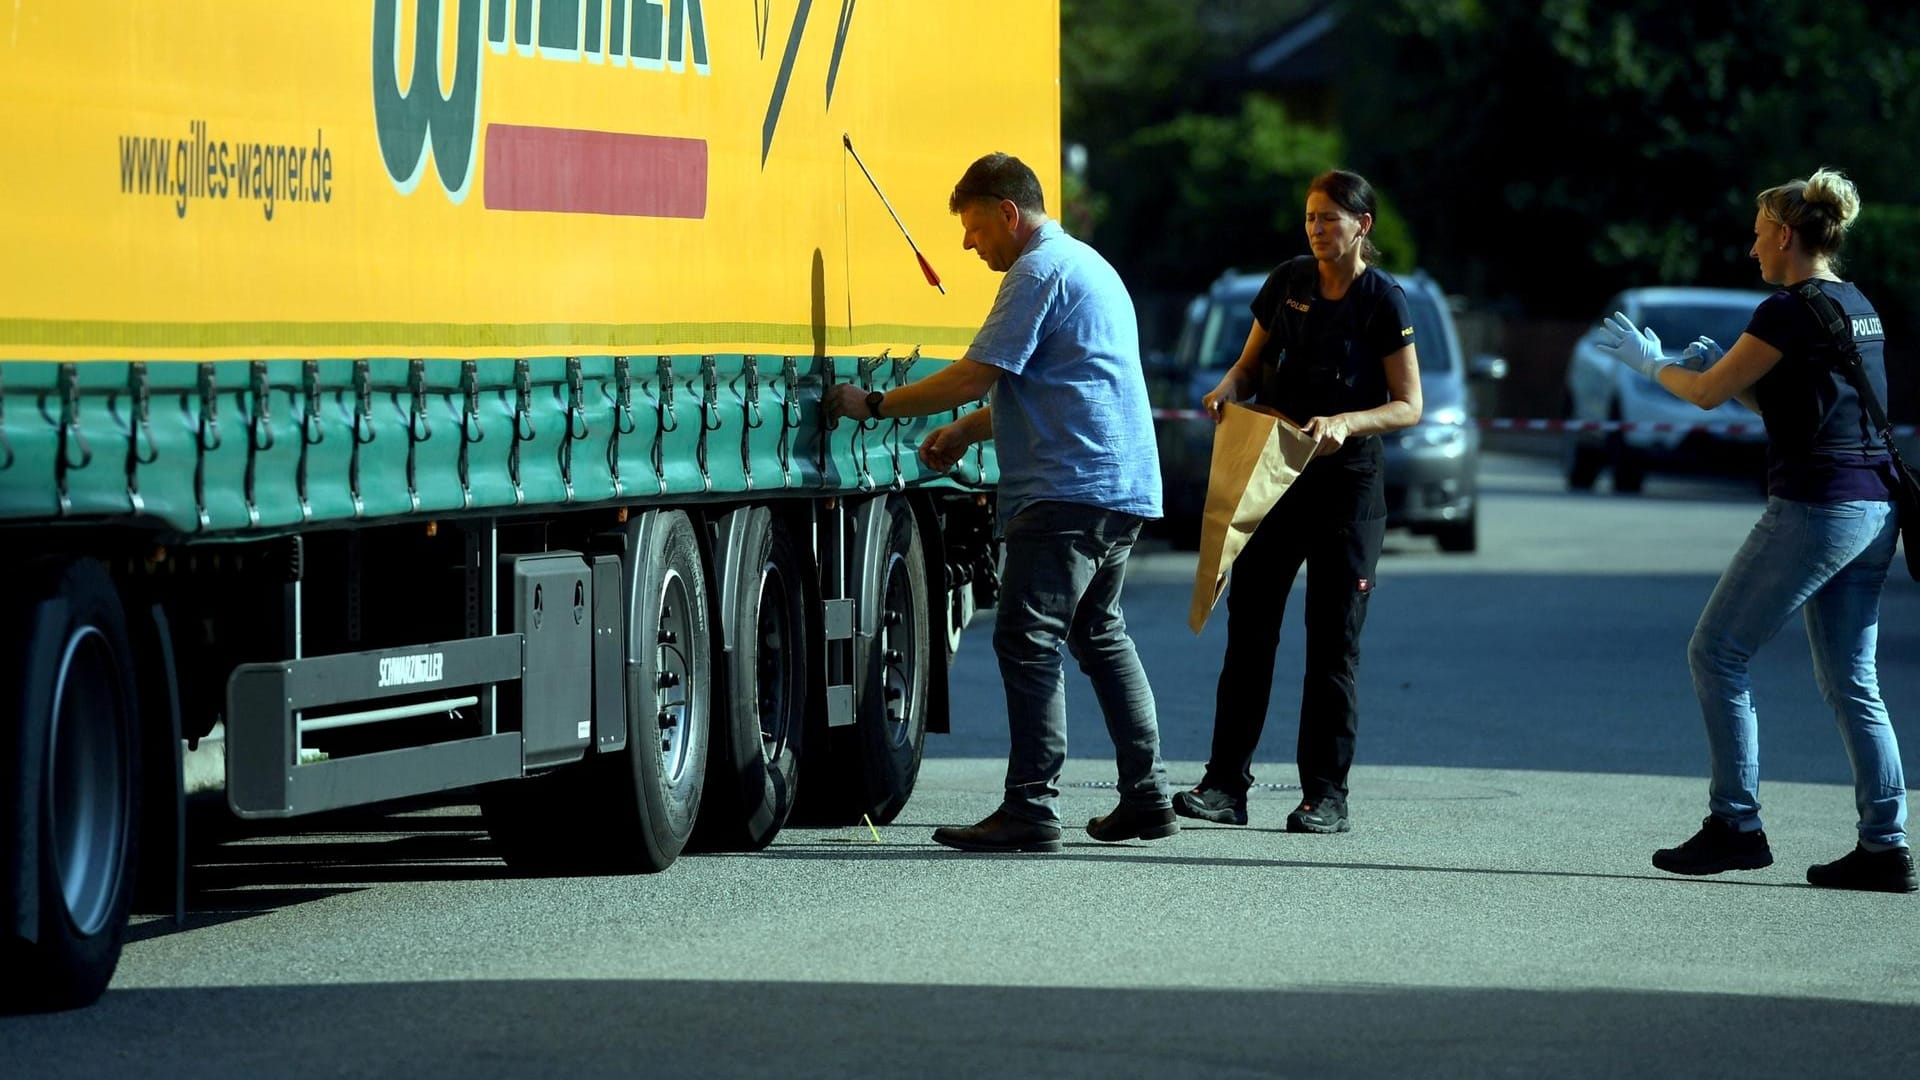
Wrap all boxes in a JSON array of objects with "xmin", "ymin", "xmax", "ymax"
[
  {"xmin": 609, "ymin": 509, "xmax": 711, "ymax": 870},
  {"xmin": 697, "ymin": 509, "xmax": 808, "ymax": 850},
  {"xmin": 484, "ymin": 511, "xmax": 713, "ymax": 873},
  {"xmin": 857, "ymin": 497, "xmax": 930, "ymax": 825},
  {"xmin": 1, "ymin": 558, "xmax": 142, "ymax": 1013}
]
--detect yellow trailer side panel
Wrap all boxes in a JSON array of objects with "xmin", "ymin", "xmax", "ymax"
[{"xmin": 0, "ymin": 1, "xmax": 1061, "ymax": 361}]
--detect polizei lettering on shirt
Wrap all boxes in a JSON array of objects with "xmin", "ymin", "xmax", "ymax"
[
  {"xmin": 377, "ymin": 652, "xmax": 446, "ymax": 688},
  {"xmin": 1852, "ymin": 315, "xmax": 1883, "ymax": 339}
]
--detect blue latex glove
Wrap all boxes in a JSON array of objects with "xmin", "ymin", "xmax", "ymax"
[
  {"xmin": 1676, "ymin": 335, "xmax": 1724, "ymax": 372},
  {"xmin": 1596, "ymin": 311, "xmax": 1670, "ymax": 379}
]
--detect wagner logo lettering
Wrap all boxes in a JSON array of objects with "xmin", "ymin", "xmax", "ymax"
[
  {"xmin": 373, "ymin": 0, "xmax": 711, "ymax": 206},
  {"xmin": 489, "ymin": 0, "xmax": 710, "ymax": 72},
  {"xmin": 377, "ymin": 652, "xmax": 446, "ymax": 688},
  {"xmin": 373, "ymin": 0, "xmax": 483, "ymax": 202}
]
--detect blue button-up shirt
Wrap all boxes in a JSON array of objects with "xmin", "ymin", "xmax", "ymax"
[{"xmin": 967, "ymin": 220, "xmax": 1162, "ymax": 523}]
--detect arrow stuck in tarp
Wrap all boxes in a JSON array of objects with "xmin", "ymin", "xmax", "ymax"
[{"xmin": 843, "ymin": 132, "xmax": 944, "ymax": 294}]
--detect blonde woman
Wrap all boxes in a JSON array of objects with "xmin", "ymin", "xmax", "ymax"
[{"xmin": 1598, "ymin": 168, "xmax": 1913, "ymax": 892}]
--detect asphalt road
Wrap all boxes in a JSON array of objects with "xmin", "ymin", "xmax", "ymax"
[
  {"xmin": 948, "ymin": 446, "xmax": 1920, "ymax": 786},
  {"xmin": 5, "ymin": 451, "xmax": 1916, "ymax": 1079}
]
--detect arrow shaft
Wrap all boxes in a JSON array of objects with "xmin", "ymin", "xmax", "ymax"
[{"xmin": 845, "ymin": 137, "xmax": 923, "ymax": 252}]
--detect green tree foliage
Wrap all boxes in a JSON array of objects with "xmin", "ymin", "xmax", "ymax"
[
  {"xmin": 1112, "ymin": 98, "xmax": 1382, "ymax": 283},
  {"xmin": 1849, "ymin": 204, "xmax": 1920, "ymax": 418},
  {"xmin": 1062, "ymin": 0, "xmax": 1309, "ymax": 149},
  {"xmin": 1060, "ymin": 1, "xmax": 1388, "ymax": 290},
  {"xmin": 1340, "ymin": 0, "xmax": 1920, "ymax": 319},
  {"xmin": 1061, "ymin": 0, "xmax": 1226, "ymax": 155}
]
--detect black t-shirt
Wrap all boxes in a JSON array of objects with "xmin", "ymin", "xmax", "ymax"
[
  {"xmin": 1248, "ymin": 258, "xmax": 1414, "ymax": 455},
  {"xmin": 1744, "ymin": 279, "xmax": 1898, "ymax": 502}
]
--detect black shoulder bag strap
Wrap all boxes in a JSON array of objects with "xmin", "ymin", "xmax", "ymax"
[
  {"xmin": 1795, "ymin": 282, "xmax": 1896, "ymax": 449},
  {"xmin": 1795, "ymin": 281, "xmax": 1920, "ymax": 578}
]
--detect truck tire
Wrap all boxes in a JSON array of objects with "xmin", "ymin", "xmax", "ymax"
[
  {"xmin": 610, "ymin": 509, "xmax": 711, "ymax": 870},
  {"xmin": 856, "ymin": 497, "xmax": 930, "ymax": 825},
  {"xmin": 696, "ymin": 510, "xmax": 808, "ymax": 851},
  {"xmin": 485, "ymin": 512, "xmax": 713, "ymax": 874},
  {"xmin": 1, "ymin": 558, "xmax": 142, "ymax": 1013}
]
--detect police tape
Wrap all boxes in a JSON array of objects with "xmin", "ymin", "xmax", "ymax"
[{"xmin": 1147, "ymin": 408, "xmax": 1918, "ymax": 437}]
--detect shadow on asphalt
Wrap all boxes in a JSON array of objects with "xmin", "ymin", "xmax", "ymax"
[
  {"xmin": 747, "ymin": 844, "xmax": 1811, "ymax": 890},
  {"xmin": 4, "ymin": 979, "xmax": 1912, "ymax": 1078},
  {"xmin": 127, "ymin": 807, "xmax": 1808, "ymax": 951},
  {"xmin": 123, "ymin": 804, "xmax": 504, "ymax": 944},
  {"xmin": 122, "ymin": 888, "xmax": 352, "ymax": 944}
]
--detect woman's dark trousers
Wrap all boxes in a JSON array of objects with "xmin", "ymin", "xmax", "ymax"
[{"xmin": 1200, "ymin": 453, "xmax": 1387, "ymax": 804}]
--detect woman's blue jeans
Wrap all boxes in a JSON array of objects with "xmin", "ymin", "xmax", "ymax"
[{"xmin": 1688, "ymin": 497, "xmax": 1906, "ymax": 849}]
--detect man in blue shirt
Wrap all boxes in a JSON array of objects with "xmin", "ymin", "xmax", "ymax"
[{"xmin": 824, "ymin": 152, "xmax": 1172, "ymax": 852}]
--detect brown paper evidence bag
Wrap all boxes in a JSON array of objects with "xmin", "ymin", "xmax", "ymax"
[{"xmin": 1188, "ymin": 403, "xmax": 1319, "ymax": 634}]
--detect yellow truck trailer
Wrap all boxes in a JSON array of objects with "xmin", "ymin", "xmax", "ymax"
[{"xmin": 0, "ymin": 0, "xmax": 1060, "ymax": 1011}]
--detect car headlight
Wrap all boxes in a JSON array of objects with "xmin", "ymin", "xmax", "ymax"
[
  {"xmin": 1407, "ymin": 427, "xmax": 1464, "ymax": 448},
  {"xmin": 1404, "ymin": 406, "xmax": 1468, "ymax": 447}
]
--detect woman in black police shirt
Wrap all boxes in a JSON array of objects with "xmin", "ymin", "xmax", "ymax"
[
  {"xmin": 1174, "ymin": 170, "xmax": 1422, "ymax": 833},
  {"xmin": 1599, "ymin": 169, "xmax": 1912, "ymax": 892}
]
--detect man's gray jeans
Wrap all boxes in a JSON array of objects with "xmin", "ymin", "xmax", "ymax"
[{"xmin": 993, "ymin": 500, "xmax": 1169, "ymax": 824}]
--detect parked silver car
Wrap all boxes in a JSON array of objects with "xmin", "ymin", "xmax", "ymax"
[
  {"xmin": 1563, "ymin": 286, "xmax": 1771, "ymax": 492},
  {"xmin": 1147, "ymin": 268, "xmax": 1502, "ymax": 552}
]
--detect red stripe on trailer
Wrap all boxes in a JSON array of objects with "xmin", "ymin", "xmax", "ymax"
[{"xmin": 484, "ymin": 124, "xmax": 708, "ymax": 219}]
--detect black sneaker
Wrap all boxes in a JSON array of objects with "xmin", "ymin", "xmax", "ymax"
[
  {"xmin": 1651, "ymin": 816, "xmax": 1773, "ymax": 876},
  {"xmin": 1286, "ymin": 798, "xmax": 1348, "ymax": 834},
  {"xmin": 1807, "ymin": 844, "xmax": 1918, "ymax": 893},
  {"xmin": 1171, "ymin": 786, "xmax": 1248, "ymax": 826}
]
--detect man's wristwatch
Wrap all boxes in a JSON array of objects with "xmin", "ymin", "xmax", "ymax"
[{"xmin": 865, "ymin": 390, "xmax": 886, "ymax": 419}]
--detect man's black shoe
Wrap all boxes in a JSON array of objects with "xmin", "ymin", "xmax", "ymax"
[
  {"xmin": 932, "ymin": 810, "xmax": 1063, "ymax": 853},
  {"xmin": 1807, "ymin": 844, "xmax": 1918, "ymax": 893},
  {"xmin": 1651, "ymin": 816, "xmax": 1773, "ymax": 876},
  {"xmin": 1171, "ymin": 787, "xmax": 1248, "ymax": 826},
  {"xmin": 1286, "ymin": 798, "xmax": 1349, "ymax": 834},
  {"xmin": 1087, "ymin": 802, "xmax": 1179, "ymax": 843}
]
